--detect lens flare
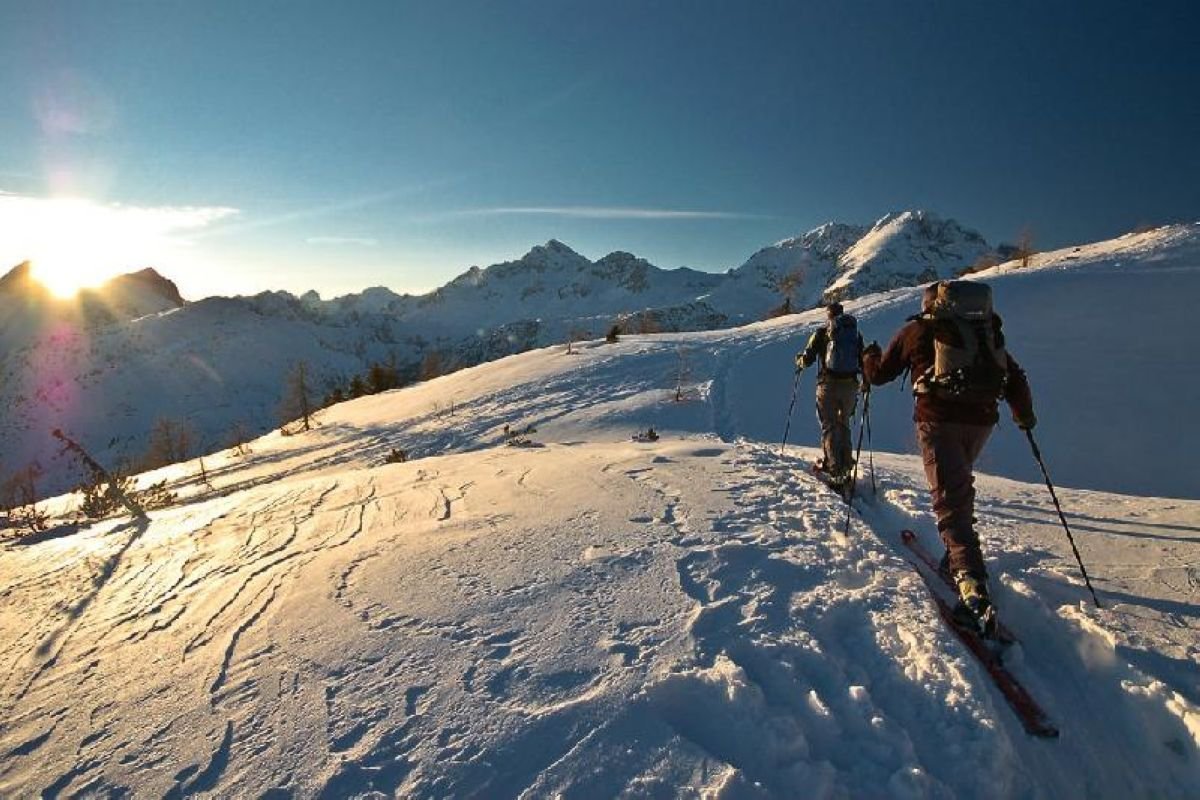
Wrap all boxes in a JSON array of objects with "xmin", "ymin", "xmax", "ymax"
[{"xmin": 0, "ymin": 194, "xmax": 238, "ymax": 298}]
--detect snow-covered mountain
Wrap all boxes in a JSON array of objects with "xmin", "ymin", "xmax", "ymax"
[
  {"xmin": 0, "ymin": 212, "xmax": 1122, "ymax": 493},
  {"xmin": 0, "ymin": 263, "xmax": 184, "ymax": 350},
  {"xmin": 826, "ymin": 210, "xmax": 994, "ymax": 300},
  {"xmin": 706, "ymin": 221, "xmax": 869, "ymax": 314},
  {"xmin": 702, "ymin": 211, "xmax": 993, "ymax": 315},
  {"xmin": 2, "ymin": 224, "xmax": 1197, "ymax": 797}
]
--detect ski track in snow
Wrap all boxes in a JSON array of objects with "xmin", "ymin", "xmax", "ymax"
[{"xmin": 2, "ymin": 230, "xmax": 1199, "ymax": 797}]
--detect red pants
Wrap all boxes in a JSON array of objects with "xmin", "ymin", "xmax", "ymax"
[{"xmin": 916, "ymin": 421, "xmax": 992, "ymax": 577}]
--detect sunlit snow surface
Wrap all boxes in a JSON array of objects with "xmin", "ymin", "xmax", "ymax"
[{"xmin": 2, "ymin": 228, "xmax": 1199, "ymax": 797}]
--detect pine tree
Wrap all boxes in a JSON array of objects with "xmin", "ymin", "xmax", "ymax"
[
  {"xmin": 280, "ymin": 361, "xmax": 315, "ymax": 433},
  {"xmin": 142, "ymin": 417, "xmax": 194, "ymax": 470},
  {"xmin": 1015, "ymin": 227, "xmax": 1037, "ymax": 269},
  {"xmin": 368, "ymin": 361, "xmax": 399, "ymax": 394},
  {"xmin": 324, "ymin": 386, "xmax": 347, "ymax": 407},
  {"xmin": 52, "ymin": 430, "xmax": 147, "ymax": 518},
  {"xmin": 775, "ymin": 267, "xmax": 805, "ymax": 313},
  {"xmin": 419, "ymin": 350, "xmax": 444, "ymax": 381}
]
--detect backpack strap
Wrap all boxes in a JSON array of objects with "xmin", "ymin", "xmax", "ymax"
[{"xmin": 911, "ymin": 317, "xmax": 935, "ymax": 395}]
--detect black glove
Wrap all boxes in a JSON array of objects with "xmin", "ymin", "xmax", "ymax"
[{"xmin": 1014, "ymin": 410, "xmax": 1037, "ymax": 431}]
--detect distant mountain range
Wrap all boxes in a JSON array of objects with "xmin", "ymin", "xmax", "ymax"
[{"xmin": 0, "ymin": 210, "xmax": 1004, "ymax": 491}]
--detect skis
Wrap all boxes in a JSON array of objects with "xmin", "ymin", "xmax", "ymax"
[
  {"xmin": 901, "ymin": 529, "xmax": 1017, "ymax": 645},
  {"xmin": 900, "ymin": 529, "xmax": 1059, "ymax": 739}
]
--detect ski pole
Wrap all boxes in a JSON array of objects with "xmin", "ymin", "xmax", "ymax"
[
  {"xmin": 1025, "ymin": 428, "xmax": 1101, "ymax": 608},
  {"xmin": 863, "ymin": 384, "xmax": 876, "ymax": 495},
  {"xmin": 842, "ymin": 385, "xmax": 871, "ymax": 538},
  {"xmin": 780, "ymin": 370, "xmax": 802, "ymax": 456}
]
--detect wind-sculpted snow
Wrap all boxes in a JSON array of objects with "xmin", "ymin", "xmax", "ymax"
[
  {"xmin": 2, "ymin": 222, "xmax": 1199, "ymax": 797},
  {"xmin": 3, "ymin": 435, "xmax": 1197, "ymax": 796}
]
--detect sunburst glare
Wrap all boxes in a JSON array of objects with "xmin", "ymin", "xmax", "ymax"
[{"xmin": 0, "ymin": 194, "xmax": 238, "ymax": 298}]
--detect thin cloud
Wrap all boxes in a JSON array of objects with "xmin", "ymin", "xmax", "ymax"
[
  {"xmin": 306, "ymin": 236, "xmax": 379, "ymax": 247},
  {"xmin": 0, "ymin": 191, "xmax": 238, "ymax": 281},
  {"xmin": 0, "ymin": 191, "xmax": 238, "ymax": 234},
  {"xmin": 440, "ymin": 206, "xmax": 769, "ymax": 221},
  {"xmin": 198, "ymin": 171, "xmax": 478, "ymax": 240}
]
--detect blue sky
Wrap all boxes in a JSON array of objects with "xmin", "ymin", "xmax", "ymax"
[{"xmin": 1, "ymin": 1, "xmax": 1197, "ymax": 298}]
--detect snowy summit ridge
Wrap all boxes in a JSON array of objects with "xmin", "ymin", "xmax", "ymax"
[{"xmin": 828, "ymin": 210, "xmax": 993, "ymax": 300}]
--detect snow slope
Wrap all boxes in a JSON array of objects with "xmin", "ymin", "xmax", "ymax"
[
  {"xmin": 721, "ymin": 223, "xmax": 1200, "ymax": 499},
  {"xmin": 0, "ymin": 211, "xmax": 998, "ymax": 494},
  {"xmin": 2, "ymin": 224, "xmax": 1198, "ymax": 798}
]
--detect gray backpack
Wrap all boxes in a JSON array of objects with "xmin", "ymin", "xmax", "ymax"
[
  {"xmin": 824, "ymin": 314, "xmax": 861, "ymax": 376},
  {"xmin": 915, "ymin": 281, "xmax": 1008, "ymax": 401}
]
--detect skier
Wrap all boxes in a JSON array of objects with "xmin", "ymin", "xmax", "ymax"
[
  {"xmin": 794, "ymin": 302, "xmax": 865, "ymax": 489},
  {"xmin": 863, "ymin": 281, "xmax": 1036, "ymax": 635}
]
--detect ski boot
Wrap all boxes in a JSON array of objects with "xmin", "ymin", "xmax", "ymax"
[{"xmin": 952, "ymin": 570, "xmax": 997, "ymax": 638}]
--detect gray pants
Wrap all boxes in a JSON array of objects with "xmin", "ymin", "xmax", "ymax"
[
  {"xmin": 816, "ymin": 378, "xmax": 859, "ymax": 476},
  {"xmin": 916, "ymin": 421, "xmax": 993, "ymax": 577}
]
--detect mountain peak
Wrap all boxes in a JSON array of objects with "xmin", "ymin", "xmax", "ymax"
[
  {"xmin": 0, "ymin": 261, "xmax": 41, "ymax": 295},
  {"xmin": 102, "ymin": 267, "xmax": 187, "ymax": 307},
  {"xmin": 518, "ymin": 240, "xmax": 590, "ymax": 271},
  {"xmin": 870, "ymin": 209, "xmax": 929, "ymax": 228}
]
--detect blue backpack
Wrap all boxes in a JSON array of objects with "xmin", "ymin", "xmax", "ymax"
[{"xmin": 825, "ymin": 314, "xmax": 861, "ymax": 376}]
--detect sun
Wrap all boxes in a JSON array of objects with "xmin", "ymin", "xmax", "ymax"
[
  {"xmin": 20, "ymin": 198, "xmax": 164, "ymax": 298},
  {"xmin": 1, "ymin": 193, "xmax": 237, "ymax": 298},
  {"xmin": 30, "ymin": 256, "xmax": 108, "ymax": 299}
]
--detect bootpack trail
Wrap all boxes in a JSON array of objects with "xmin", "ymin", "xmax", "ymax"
[{"xmin": 900, "ymin": 528, "xmax": 1057, "ymax": 739}]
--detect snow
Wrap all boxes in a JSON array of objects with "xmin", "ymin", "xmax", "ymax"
[
  {"xmin": 0, "ymin": 210, "xmax": 1000, "ymax": 495},
  {"xmin": 828, "ymin": 211, "xmax": 992, "ymax": 300},
  {"xmin": 2, "ymin": 223, "xmax": 1199, "ymax": 797}
]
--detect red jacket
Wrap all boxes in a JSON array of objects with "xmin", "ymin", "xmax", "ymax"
[{"xmin": 864, "ymin": 318, "xmax": 1034, "ymax": 426}]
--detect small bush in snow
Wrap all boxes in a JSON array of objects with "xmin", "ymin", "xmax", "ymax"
[
  {"xmin": 0, "ymin": 462, "xmax": 48, "ymax": 534},
  {"xmin": 54, "ymin": 429, "xmax": 146, "ymax": 518},
  {"xmin": 226, "ymin": 421, "xmax": 254, "ymax": 457},
  {"xmin": 565, "ymin": 328, "xmax": 591, "ymax": 354},
  {"xmin": 78, "ymin": 467, "xmax": 177, "ymax": 520},
  {"xmin": 766, "ymin": 297, "xmax": 794, "ymax": 318},
  {"xmin": 78, "ymin": 472, "xmax": 138, "ymax": 520}
]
